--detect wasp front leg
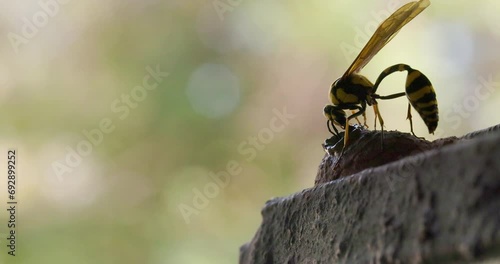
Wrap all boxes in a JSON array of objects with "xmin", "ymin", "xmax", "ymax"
[
  {"xmin": 342, "ymin": 101, "xmax": 367, "ymax": 148},
  {"xmin": 327, "ymin": 119, "xmax": 340, "ymax": 137}
]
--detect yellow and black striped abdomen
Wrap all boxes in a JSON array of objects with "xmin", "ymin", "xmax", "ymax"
[
  {"xmin": 373, "ymin": 64, "xmax": 438, "ymax": 134},
  {"xmin": 405, "ymin": 68, "xmax": 438, "ymax": 134}
]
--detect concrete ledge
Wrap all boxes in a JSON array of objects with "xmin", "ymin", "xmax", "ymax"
[{"xmin": 240, "ymin": 125, "xmax": 500, "ymax": 264}]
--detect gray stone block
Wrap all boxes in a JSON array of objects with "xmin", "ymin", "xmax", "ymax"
[{"xmin": 240, "ymin": 125, "xmax": 500, "ymax": 264}]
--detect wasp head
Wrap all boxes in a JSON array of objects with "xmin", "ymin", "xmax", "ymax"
[{"xmin": 323, "ymin": 105, "xmax": 346, "ymax": 127}]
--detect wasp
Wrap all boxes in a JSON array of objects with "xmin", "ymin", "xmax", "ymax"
[{"xmin": 324, "ymin": 0, "xmax": 438, "ymax": 148}]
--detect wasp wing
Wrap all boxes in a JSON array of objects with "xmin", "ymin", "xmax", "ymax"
[{"xmin": 342, "ymin": 0, "xmax": 430, "ymax": 79}]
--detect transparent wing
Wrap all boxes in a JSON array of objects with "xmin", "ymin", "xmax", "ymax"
[{"xmin": 342, "ymin": 0, "xmax": 430, "ymax": 79}]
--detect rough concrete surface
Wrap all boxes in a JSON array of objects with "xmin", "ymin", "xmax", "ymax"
[{"xmin": 240, "ymin": 124, "xmax": 500, "ymax": 264}]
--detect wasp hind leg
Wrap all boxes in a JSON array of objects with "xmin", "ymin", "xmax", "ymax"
[
  {"xmin": 406, "ymin": 103, "xmax": 425, "ymax": 139},
  {"xmin": 406, "ymin": 103, "xmax": 416, "ymax": 137},
  {"xmin": 372, "ymin": 103, "xmax": 385, "ymax": 149},
  {"xmin": 374, "ymin": 92, "xmax": 406, "ymax": 100}
]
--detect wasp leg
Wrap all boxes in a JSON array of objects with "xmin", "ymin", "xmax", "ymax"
[
  {"xmin": 327, "ymin": 119, "xmax": 340, "ymax": 137},
  {"xmin": 372, "ymin": 104, "xmax": 384, "ymax": 129},
  {"xmin": 406, "ymin": 103, "xmax": 417, "ymax": 137},
  {"xmin": 352, "ymin": 110, "xmax": 368, "ymax": 128},
  {"xmin": 372, "ymin": 92, "xmax": 405, "ymax": 131},
  {"xmin": 374, "ymin": 92, "xmax": 406, "ymax": 100},
  {"xmin": 373, "ymin": 103, "xmax": 385, "ymax": 149},
  {"xmin": 327, "ymin": 120, "xmax": 334, "ymax": 135},
  {"xmin": 343, "ymin": 102, "xmax": 366, "ymax": 148},
  {"xmin": 406, "ymin": 103, "xmax": 426, "ymax": 139},
  {"xmin": 332, "ymin": 103, "xmax": 366, "ymax": 173},
  {"xmin": 344, "ymin": 119, "xmax": 350, "ymax": 148},
  {"xmin": 352, "ymin": 111, "xmax": 363, "ymax": 126},
  {"xmin": 362, "ymin": 110, "xmax": 367, "ymax": 128}
]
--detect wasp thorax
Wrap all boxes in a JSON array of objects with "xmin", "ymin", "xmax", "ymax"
[{"xmin": 329, "ymin": 74, "xmax": 373, "ymax": 105}]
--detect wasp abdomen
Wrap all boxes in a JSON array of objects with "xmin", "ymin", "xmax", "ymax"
[
  {"xmin": 405, "ymin": 68, "xmax": 438, "ymax": 133},
  {"xmin": 373, "ymin": 64, "xmax": 438, "ymax": 134}
]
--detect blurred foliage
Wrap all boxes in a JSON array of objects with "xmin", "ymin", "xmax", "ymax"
[{"xmin": 0, "ymin": 0, "xmax": 499, "ymax": 263}]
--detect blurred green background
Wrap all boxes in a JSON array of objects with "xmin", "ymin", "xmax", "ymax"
[{"xmin": 0, "ymin": 0, "xmax": 499, "ymax": 263}]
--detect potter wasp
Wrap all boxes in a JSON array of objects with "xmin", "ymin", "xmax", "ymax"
[{"xmin": 324, "ymin": 0, "xmax": 438, "ymax": 147}]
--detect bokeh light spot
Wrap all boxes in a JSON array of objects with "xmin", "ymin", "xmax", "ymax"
[{"xmin": 186, "ymin": 63, "xmax": 240, "ymax": 119}]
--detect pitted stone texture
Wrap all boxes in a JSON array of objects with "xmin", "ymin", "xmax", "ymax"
[{"xmin": 240, "ymin": 125, "xmax": 500, "ymax": 264}]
